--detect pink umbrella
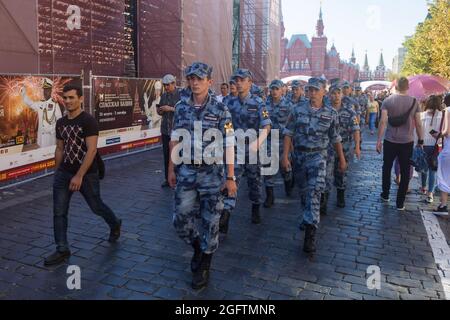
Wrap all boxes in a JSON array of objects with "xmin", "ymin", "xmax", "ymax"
[{"xmin": 407, "ymin": 74, "xmax": 450, "ymax": 101}]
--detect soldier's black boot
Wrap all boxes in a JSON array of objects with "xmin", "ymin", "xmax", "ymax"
[
  {"xmin": 337, "ymin": 189, "xmax": 346, "ymax": 208},
  {"xmin": 263, "ymin": 187, "xmax": 274, "ymax": 208},
  {"xmin": 192, "ymin": 253, "xmax": 212, "ymax": 290},
  {"xmin": 219, "ymin": 210, "xmax": 231, "ymax": 234},
  {"xmin": 251, "ymin": 204, "xmax": 261, "ymax": 224},
  {"xmin": 191, "ymin": 238, "xmax": 203, "ymax": 273},
  {"xmin": 303, "ymin": 224, "xmax": 317, "ymax": 254},
  {"xmin": 320, "ymin": 192, "xmax": 329, "ymax": 216}
]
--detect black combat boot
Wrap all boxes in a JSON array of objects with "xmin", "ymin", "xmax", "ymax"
[
  {"xmin": 219, "ymin": 210, "xmax": 231, "ymax": 234},
  {"xmin": 191, "ymin": 253, "xmax": 212, "ymax": 290},
  {"xmin": 337, "ymin": 189, "xmax": 346, "ymax": 208},
  {"xmin": 191, "ymin": 238, "xmax": 203, "ymax": 273},
  {"xmin": 320, "ymin": 193, "xmax": 329, "ymax": 215},
  {"xmin": 263, "ymin": 187, "xmax": 274, "ymax": 208},
  {"xmin": 303, "ymin": 224, "xmax": 317, "ymax": 254},
  {"xmin": 251, "ymin": 204, "xmax": 261, "ymax": 224}
]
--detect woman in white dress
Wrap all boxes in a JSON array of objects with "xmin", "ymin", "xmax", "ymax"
[{"xmin": 435, "ymin": 94, "xmax": 450, "ymax": 214}]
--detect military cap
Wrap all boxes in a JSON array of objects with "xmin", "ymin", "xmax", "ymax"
[
  {"xmin": 231, "ymin": 69, "xmax": 253, "ymax": 80},
  {"xmin": 269, "ymin": 79, "xmax": 284, "ymax": 90},
  {"xmin": 305, "ymin": 77, "xmax": 325, "ymax": 90},
  {"xmin": 186, "ymin": 62, "xmax": 213, "ymax": 79}
]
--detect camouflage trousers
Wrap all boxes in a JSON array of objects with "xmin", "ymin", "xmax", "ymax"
[
  {"xmin": 325, "ymin": 142, "xmax": 353, "ymax": 191},
  {"xmin": 294, "ymin": 151, "xmax": 327, "ymax": 228},
  {"xmin": 263, "ymin": 140, "xmax": 291, "ymax": 187},
  {"xmin": 173, "ymin": 164, "xmax": 224, "ymax": 254},
  {"xmin": 223, "ymin": 162, "xmax": 262, "ymax": 212}
]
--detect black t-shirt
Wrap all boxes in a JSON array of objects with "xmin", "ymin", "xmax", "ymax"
[{"xmin": 56, "ymin": 111, "xmax": 99, "ymax": 174}]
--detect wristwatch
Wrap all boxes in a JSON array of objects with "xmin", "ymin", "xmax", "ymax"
[
  {"xmin": 226, "ymin": 176, "xmax": 237, "ymax": 182},
  {"xmin": 418, "ymin": 139, "xmax": 424, "ymax": 145}
]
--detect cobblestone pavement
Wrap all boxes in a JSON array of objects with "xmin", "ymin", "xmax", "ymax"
[{"xmin": 1, "ymin": 131, "xmax": 450, "ymax": 300}]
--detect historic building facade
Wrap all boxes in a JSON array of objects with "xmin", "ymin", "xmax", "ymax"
[{"xmin": 280, "ymin": 6, "xmax": 359, "ymax": 82}]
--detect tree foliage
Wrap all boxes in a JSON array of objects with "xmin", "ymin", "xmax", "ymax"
[{"xmin": 402, "ymin": 0, "xmax": 450, "ymax": 78}]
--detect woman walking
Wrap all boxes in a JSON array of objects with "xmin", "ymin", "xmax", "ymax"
[
  {"xmin": 435, "ymin": 94, "xmax": 450, "ymax": 215},
  {"xmin": 419, "ymin": 95, "xmax": 443, "ymax": 203}
]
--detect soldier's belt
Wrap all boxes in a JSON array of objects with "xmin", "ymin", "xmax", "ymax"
[
  {"xmin": 296, "ymin": 147, "xmax": 326, "ymax": 153},
  {"xmin": 184, "ymin": 162, "xmax": 218, "ymax": 169}
]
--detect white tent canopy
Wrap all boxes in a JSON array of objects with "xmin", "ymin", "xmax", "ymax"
[
  {"xmin": 361, "ymin": 81, "xmax": 392, "ymax": 91},
  {"xmin": 281, "ymin": 75, "xmax": 312, "ymax": 84}
]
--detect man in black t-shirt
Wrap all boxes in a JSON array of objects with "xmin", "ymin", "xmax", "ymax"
[{"xmin": 44, "ymin": 85, "xmax": 122, "ymax": 267}]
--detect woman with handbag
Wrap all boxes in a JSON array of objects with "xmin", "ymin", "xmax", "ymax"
[
  {"xmin": 419, "ymin": 95, "xmax": 444, "ymax": 203},
  {"xmin": 435, "ymin": 94, "xmax": 450, "ymax": 215}
]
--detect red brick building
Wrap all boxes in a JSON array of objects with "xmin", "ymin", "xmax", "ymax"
[{"xmin": 280, "ymin": 6, "xmax": 359, "ymax": 82}]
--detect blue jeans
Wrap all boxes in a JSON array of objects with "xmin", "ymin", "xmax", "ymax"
[
  {"xmin": 369, "ymin": 113, "xmax": 377, "ymax": 132},
  {"xmin": 53, "ymin": 168, "xmax": 120, "ymax": 252},
  {"xmin": 421, "ymin": 146, "xmax": 437, "ymax": 193}
]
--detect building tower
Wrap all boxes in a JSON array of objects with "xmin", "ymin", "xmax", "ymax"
[{"xmin": 310, "ymin": 3, "xmax": 327, "ymax": 77}]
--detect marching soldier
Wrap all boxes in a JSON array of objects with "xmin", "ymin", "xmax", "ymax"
[
  {"xmin": 219, "ymin": 69, "xmax": 271, "ymax": 233},
  {"xmin": 282, "ymin": 78, "xmax": 347, "ymax": 256},
  {"xmin": 323, "ymin": 85, "xmax": 361, "ymax": 213},
  {"xmin": 290, "ymin": 80, "xmax": 307, "ymax": 105},
  {"xmin": 168, "ymin": 62, "xmax": 237, "ymax": 290},
  {"xmin": 264, "ymin": 79, "xmax": 294, "ymax": 206}
]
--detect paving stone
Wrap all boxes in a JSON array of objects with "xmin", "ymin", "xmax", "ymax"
[{"xmin": 0, "ymin": 133, "xmax": 447, "ymax": 300}]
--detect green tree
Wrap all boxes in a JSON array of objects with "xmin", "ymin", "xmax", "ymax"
[{"xmin": 402, "ymin": 0, "xmax": 450, "ymax": 78}]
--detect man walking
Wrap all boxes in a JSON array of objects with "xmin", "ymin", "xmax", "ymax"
[
  {"xmin": 219, "ymin": 69, "xmax": 271, "ymax": 233},
  {"xmin": 44, "ymin": 85, "xmax": 121, "ymax": 266},
  {"xmin": 377, "ymin": 77, "xmax": 424, "ymax": 210},
  {"xmin": 264, "ymin": 79, "xmax": 294, "ymax": 206},
  {"xmin": 282, "ymin": 78, "xmax": 346, "ymax": 256},
  {"xmin": 323, "ymin": 85, "xmax": 361, "ymax": 212},
  {"xmin": 168, "ymin": 62, "xmax": 237, "ymax": 289},
  {"xmin": 158, "ymin": 74, "xmax": 181, "ymax": 188}
]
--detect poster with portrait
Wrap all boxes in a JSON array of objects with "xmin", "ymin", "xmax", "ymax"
[
  {"xmin": 92, "ymin": 76, "xmax": 162, "ymax": 153},
  {"xmin": 0, "ymin": 74, "xmax": 82, "ymax": 181}
]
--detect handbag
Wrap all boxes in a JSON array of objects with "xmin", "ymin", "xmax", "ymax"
[
  {"xmin": 388, "ymin": 98, "xmax": 416, "ymax": 127},
  {"xmin": 96, "ymin": 152, "xmax": 105, "ymax": 180},
  {"xmin": 429, "ymin": 110, "xmax": 445, "ymax": 171}
]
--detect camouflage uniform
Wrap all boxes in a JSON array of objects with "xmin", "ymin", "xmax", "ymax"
[
  {"xmin": 325, "ymin": 101, "xmax": 360, "ymax": 191},
  {"xmin": 284, "ymin": 84, "xmax": 341, "ymax": 228},
  {"xmin": 355, "ymin": 91, "xmax": 368, "ymax": 126},
  {"xmin": 223, "ymin": 91, "xmax": 271, "ymax": 211},
  {"xmin": 264, "ymin": 80, "xmax": 293, "ymax": 188},
  {"xmin": 289, "ymin": 80, "xmax": 307, "ymax": 105},
  {"xmin": 171, "ymin": 72, "xmax": 234, "ymax": 255}
]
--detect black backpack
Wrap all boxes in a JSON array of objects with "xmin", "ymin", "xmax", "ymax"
[
  {"xmin": 96, "ymin": 152, "xmax": 105, "ymax": 180},
  {"xmin": 388, "ymin": 98, "xmax": 416, "ymax": 127}
]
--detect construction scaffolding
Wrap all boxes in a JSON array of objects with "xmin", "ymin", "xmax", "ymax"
[
  {"xmin": 138, "ymin": 0, "xmax": 233, "ymax": 90},
  {"xmin": 0, "ymin": 0, "xmax": 278, "ymax": 88},
  {"xmin": 236, "ymin": 0, "xmax": 281, "ymax": 86}
]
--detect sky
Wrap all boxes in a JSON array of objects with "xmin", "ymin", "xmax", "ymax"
[{"xmin": 281, "ymin": 0, "xmax": 429, "ymax": 71}]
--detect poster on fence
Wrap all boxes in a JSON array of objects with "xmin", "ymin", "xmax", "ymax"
[
  {"xmin": 92, "ymin": 76, "xmax": 162, "ymax": 152},
  {"xmin": 0, "ymin": 74, "xmax": 82, "ymax": 181}
]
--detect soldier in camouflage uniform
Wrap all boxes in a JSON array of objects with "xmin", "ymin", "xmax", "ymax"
[
  {"xmin": 222, "ymin": 78, "xmax": 238, "ymax": 107},
  {"xmin": 282, "ymin": 78, "xmax": 347, "ymax": 255},
  {"xmin": 168, "ymin": 62, "xmax": 237, "ymax": 290},
  {"xmin": 342, "ymin": 81, "xmax": 361, "ymax": 121},
  {"xmin": 323, "ymin": 85, "xmax": 361, "ymax": 214},
  {"xmin": 263, "ymin": 80, "xmax": 294, "ymax": 207},
  {"xmin": 354, "ymin": 86, "xmax": 368, "ymax": 127},
  {"xmin": 290, "ymin": 80, "xmax": 307, "ymax": 105},
  {"xmin": 219, "ymin": 69, "xmax": 272, "ymax": 233}
]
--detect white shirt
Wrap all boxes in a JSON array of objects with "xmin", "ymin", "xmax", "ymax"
[{"xmin": 418, "ymin": 110, "xmax": 443, "ymax": 146}]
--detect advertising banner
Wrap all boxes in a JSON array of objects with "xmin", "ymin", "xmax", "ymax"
[
  {"xmin": 0, "ymin": 74, "xmax": 82, "ymax": 181},
  {"xmin": 92, "ymin": 76, "xmax": 162, "ymax": 153}
]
